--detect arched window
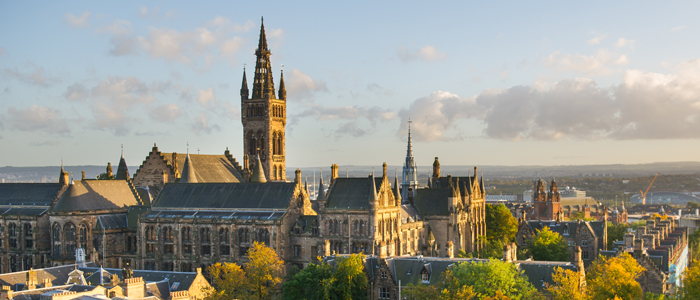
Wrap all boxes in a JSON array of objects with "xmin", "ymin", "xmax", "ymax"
[
  {"xmin": 146, "ymin": 226, "xmax": 156, "ymax": 241},
  {"xmin": 272, "ymin": 165, "xmax": 277, "ymax": 180},
  {"xmin": 64, "ymin": 223, "xmax": 76, "ymax": 255},
  {"xmin": 23, "ymin": 223, "xmax": 32, "ymax": 236},
  {"xmin": 8, "ymin": 223, "xmax": 16, "ymax": 236},
  {"xmin": 201, "ymin": 228, "xmax": 211, "ymax": 244},
  {"xmin": 352, "ymin": 221, "xmax": 358, "ymax": 236},
  {"xmin": 257, "ymin": 229, "xmax": 270, "ymax": 245},
  {"xmin": 163, "ymin": 226, "xmax": 173, "ymax": 242},
  {"xmin": 248, "ymin": 131, "xmax": 256, "ymax": 155},
  {"xmin": 78, "ymin": 224, "xmax": 88, "ymax": 247},
  {"xmin": 52, "ymin": 224, "xmax": 61, "ymax": 256}
]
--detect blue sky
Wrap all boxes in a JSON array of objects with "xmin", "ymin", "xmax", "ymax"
[{"xmin": 2, "ymin": 1, "xmax": 700, "ymax": 168}]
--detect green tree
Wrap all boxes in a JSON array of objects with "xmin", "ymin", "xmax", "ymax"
[
  {"xmin": 485, "ymin": 204, "xmax": 519, "ymax": 244},
  {"xmin": 97, "ymin": 172, "xmax": 114, "ymax": 180},
  {"xmin": 283, "ymin": 253, "xmax": 367, "ymax": 300},
  {"xmin": 569, "ymin": 212, "xmax": 595, "ymax": 221},
  {"xmin": 246, "ymin": 242, "xmax": 283, "ymax": 300},
  {"xmin": 447, "ymin": 259, "xmax": 542, "ymax": 300},
  {"xmin": 527, "ymin": 227, "xmax": 570, "ymax": 261},
  {"xmin": 204, "ymin": 262, "xmax": 249, "ymax": 300},
  {"xmin": 643, "ymin": 292, "xmax": 666, "ymax": 300},
  {"xmin": 677, "ymin": 259, "xmax": 700, "ymax": 300},
  {"xmin": 586, "ymin": 252, "xmax": 645, "ymax": 300}
]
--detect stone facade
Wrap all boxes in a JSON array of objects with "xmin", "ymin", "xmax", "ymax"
[{"xmin": 240, "ymin": 19, "xmax": 287, "ymax": 182}]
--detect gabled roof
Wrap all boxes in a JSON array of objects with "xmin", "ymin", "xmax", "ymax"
[
  {"xmin": 79, "ymin": 268, "xmax": 201, "ymax": 292},
  {"xmin": 413, "ymin": 189, "xmax": 451, "ymax": 216},
  {"xmin": 0, "ymin": 183, "xmax": 65, "ymax": 206},
  {"xmin": 52, "ymin": 180, "xmax": 141, "ymax": 212},
  {"xmin": 517, "ymin": 260, "xmax": 578, "ymax": 290},
  {"xmin": 162, "ymin": 153, "xmax": 244, "ymax": 183},
  {"xmin": 0, "ymin": 262, "xmax": 96, "ymax": 288},
  {"xmin": 325, "ymin": 178, "xmax": 375, "ymax": 210},
  {"xmin": 152, "ymin": 182, "xmax": 296, "ymax": 209},
  {"xmin": 94, "ymin": 214, "xmax": 128, "ymax": 231}
]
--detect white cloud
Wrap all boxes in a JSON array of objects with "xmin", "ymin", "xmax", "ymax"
[
  {"xmin": 197, "ymin": 87, "xmax": 217, "ymax": 109},
  {"xmin": 192, "ymin": 112, "xmax": 220, "ymax": 135},
  {"xmin": 292, "ymin": 104, "xmax": 396, "ymax": 138},
  {"xmin": 62, "ymin": 76, "xmax": 175, "ymax": 135},
  {"xmin": 7, "ymin": 105, "xmax": 70, "ymax": 135},
  {"xmin": 286, "ymin": 69, "xmax": 328, "ymax": 101},
  {"xmin": 3, "ymin": 65, "xmax": 61, "ymax": 87},
  {"xmin": 544, "ymin": 49, "xmax": 629, "ymax": 76},
  {"xmin": 587, "ymin": 34, "xmax": 607, "ymax": 45},
  {"xmin": 400, "ymin": 59, "xmax": 700, "ymax": 141},
  {"xmin": 102, "ymin": 18, "xmax": 251, "ymax": 68},
  {"xmin": 397, "ymin": 45, "xmax": 447, "ymax": 62},
  {"xmin": 65, "ymin": 11, "xmax": 90, "ymax": 28},
  {"xmin": 150, "ymin": 103, "xmax": 181, "ymax": 122},
  {"xmin": 671, "ymin": 26, "xmax": 687, "ymax": 31},
  {"xmin": 615, "ymin": 38, "xmax": 636, "ymax": 50}
]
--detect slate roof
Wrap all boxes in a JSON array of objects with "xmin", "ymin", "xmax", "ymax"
[
  {"xmin": 389, "ymin": 257, "xmax": 487, "ymax": 286},
  {"xmin": 433, "ymin": 176, "xmax": 477, "ymax": 191},
  {"xmin": 0, "ymin": 183, "xmax": 65, "ymax": 206},
  {"xmin": 325, "ymin": 177, "xmax": 375, "ymax": 210},
  {"xmin": 94, "ymin": 214, "xmax": 128, "ymax": 231},
  {"xmin": 134, "ymin": 187, "xmax": 153, "ymax": 206},
  {"xmin": 152, "ymin": 183, "xmax": 296, "ymax": 209},
  {"xmin": 0, "ymin": 262, "xmax": 96, "ymax": 288},
  {"xmin": 412, "ymin": 189, "xmax": 451, "ymax": 216},
  {"xmin": 400, "ymin": 205, "xmax": 421, "ymax": 223},
  {"xmin": 52, "ymin": 180, "xmax": 142, "ymax": 212},
  {"xmin": 144, "ymin": 210, "xmax": 285, "ymax": 221},
  {"xmin": 79, "ymin": 268, "xmax": 200, "ymax": 292},
  {"xmin": 147, "ymin": 280, "xmax": 171, "ymax": 300},
  {"xmin": 517, "ymin": 260, "xmax": 577, "ymax": 290},
  {"xmin": 161, "ymin": 153, "xmax": 244, "ymax": 183},
  {"xmin": 9, "ymin": 285, "xmax": 74, "ymax": 300},
  {"xmin": 127, "ymin": 206, "xmax": 150, "ymax": 229},
  {"xmin": 0, "ymin": 207, "xmax": 49, "ymax": 217}
]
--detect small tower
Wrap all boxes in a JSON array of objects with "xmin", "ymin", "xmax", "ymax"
[
  {"xmin": 115, "ymin": 146, "xmax": 130, "ymax": 180},
  {"xmin": 431, "ymin": 157, "xmax": 440, "ymax": 187},
  {"xmin": 179, "ymin": 151, "xmax": 198, "ymax": 183},
  {"xmin": 241, "ymin": 17, "xmax": 286, "ymax": 182},
  {"xmin": 58, "ymin": 160, "xmax": 70, "ymax": 186},
  {"xmin": 401, "ymin": 120, "xmax": 418, "ymax": 203},
  {"xmin": 106, "ymin": 162, "xmax": 113, "ymax": 178}
]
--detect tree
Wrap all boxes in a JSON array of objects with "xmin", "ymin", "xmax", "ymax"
[
  {"xmin": 246, "ymin": 242, "xmax": 283, "ymax": 300},
  {"xmin": 283, "ymin": 253, "xmax": 367, "ymax": 300},
  {"xmin": 447, "ymin": 259, "xmax": 542, "ymax": 300},
  {"xmin": 677, "ymin": 259, "xmax": 700, "ymax": 299},
  {"xmin": 586, "ymin": 252, "xmax": 645, "ymax": 300},
  {"xmin": 485, "ymin": 204, "xmax": 518, "ymax": 245},
  {"xmin": 547, "ymin": 267, "xmax": 587, "ymax": 300},
  {"xmin": 204, "ymin": 262, "xmax": 249, "ymax": 300},
  {"xmin": 527, "ymin": 227, "xmax": 570, "ymax": 261},
  {"xmin": 569, "ymin": 212, "xmax": 595, "ymax": 221},
  {"xmin": 402, "ymin": 269, "xmax": 478, "ymax": 300},
  {"xmin": 97, "ymin": 172, "xmax": 114, "ymax": 180}
]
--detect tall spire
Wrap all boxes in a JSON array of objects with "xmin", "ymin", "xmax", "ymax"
[
  {"xmin": 401, "ymin": 119, "xmax": 418, "ymax": 203},
  {"xmin": 250, "ymin": 155, "xmax": 268, "ymax": 183},
  {"xmin": 252, "ymin": 17, "xmax": 275, "ymax": 98},
  {"xmin": 115, "ymin": 147, "xmax": 130, "ymax": 180},
  {"xmin": 278, "ymin": 65, "xmax": 286, "ymax": 100},
  {"xmin": 240, "ymin": 65, "xmax": 249, "ymax": 99},
  {"xmin": 317, "ymin": 169, "xmax": 326, "ymax": 201},
  {"xmin": 180, "ymin": 151, "xmax": 198, "ymax": 183}
]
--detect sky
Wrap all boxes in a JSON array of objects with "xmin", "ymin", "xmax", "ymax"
[{"xmin": 2, "ymin": 1, "xmax": 700, "ymax": 169}]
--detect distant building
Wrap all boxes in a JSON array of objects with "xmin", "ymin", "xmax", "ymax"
[{"xmin": 560, "ymin": 187, "xmax": 586, "ymax": 198}]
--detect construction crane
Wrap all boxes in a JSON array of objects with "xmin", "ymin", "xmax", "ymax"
[{"xmin": 640, "ymin": 172, "xmax": 659, "ymax": 205}]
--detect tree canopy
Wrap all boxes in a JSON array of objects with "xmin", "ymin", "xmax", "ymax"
[
  {"xmin": 485, "ymin": 204, "xmax": 518, "ymax": 244},
  {"xmin": 283, "ymin": 253, "xmax": 367, "ymax": 300},
  {"xmin": 547, "ymin": 267, "xmax": 586, "ymax": 300},
  {"xmin": 447, "ymin": 259, "xmax": 541, "ymax": 300},
  {"xmin": 586, "ymin": 252, "xmax": 645, "ymax": 300},
  {"xmin": 204, "ymin": 242, "xmax": 283, "ymax": 300},
  {"xmin": 527, "ymin": 227, "xmax": 570, "ymax": 261},
  {"xmin": 677, "ymin": 259, "xmax": 700, "ymax": 300}
]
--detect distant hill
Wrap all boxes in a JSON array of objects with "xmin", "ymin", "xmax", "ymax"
[{"xmin": 3, "ymin": 161, "xmax": 700, "ymax": 183}]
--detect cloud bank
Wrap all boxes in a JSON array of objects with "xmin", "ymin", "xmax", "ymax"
[{"xmin": 400, "ymin": 60, "xmax": 700, "ymax": 142}]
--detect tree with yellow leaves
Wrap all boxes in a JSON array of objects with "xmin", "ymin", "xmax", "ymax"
[
  {"xmin": 586, "ymin": 252, "xmax": 645, "ymax": 300},
  {"xmin": 204, "ymin": 262, "xmax": 249, "ymax": 300},
  {"xmin": 677, "ymin": 259, "xmax": 700, "ymax": 299},
  {"xmin": 547, "ymin": 267, "xmax": 588, "ymax": 300},
  {"xmin": 247, "ymin": 241, "xmax": 284, "ymax": 300}
]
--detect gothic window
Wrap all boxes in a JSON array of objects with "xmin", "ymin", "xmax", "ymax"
[
  {"xmin": 8, "ymin": 223, "xmax": 16, "ymax": 237},
  {"xmin": 220, "ymin": 228, "xmax": 230, "ymax": 256},
  {"xmin": 52, "ymin": 224, "xmax": 61, "ymax": 256},
  {"xmin": 294, "ymin": 245, "xmax": 301, "ymax": 257},
  {"xmin": 64, "ymin": 223, "xmax": 76, "ymax": 255},
  {"xmin": 352, "ymin": 220, "xmax": 358, "ymax": 236},
  {"xmin": 272, "ymin": 165, "xmax": 277, "ymax": 180},
  {"xmin": 163, "ymin": 226, "xmax": 174, "ymax": 242},
  {"xmin": 201, "ymin": 228, "xmax": 211, "ymax": 256},
  {"xmin": 257, "ymin": 229, "xmax": 270, "ymax": 245},
  {"xmin": 272, "ymin": 132, "xmax": 278, "ymax": 155},
  {"xmin": 78, "ymin": 224, "xmax": 88, "ymax": 247},
  {"xmin": 182, "ymin": 227, "xmax": 191, "ymax": 242},
  {"xmin": 248, "ymin": 131, "xmax": 256, "ymax": 155},
  {"xmin": 23, "ymin": 223, "xmax": 33, "ymax": 236},
  {"xmin": 360, "ymin": 221, "xmax": 365, "ymax": 236},
  {"xmin": 334, "ymin": 220, "xmax": 339, "ymax": 235}
]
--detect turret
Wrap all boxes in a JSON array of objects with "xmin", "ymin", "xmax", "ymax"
[
  {"xmin": 106, "ymin": 162, "xmax": 113, "ymax": 178},
  {"xmin": 250, "ymin": 155, "xmax": 268, "ymax": 183},
  {"xmin": 179, "ymin": 152, "xmax": 197, "ymax": 183},
  {"xmin": 317, "ymin": 169, "xmax": 327, "ymax": 201},
  {"xmin": 278, "ymin": 67, "xmax": 286, "ymax": 100},
  {"xmin": 58, "ymin": 160, "xmax": 69, "ymax": 186},
  {"xmin": 115, "ymin": 147, "xmax": 130, "ymax": 180},
  {"xmin": 240, "ymin": 67, "xmax": 249, "ymax": 100}
]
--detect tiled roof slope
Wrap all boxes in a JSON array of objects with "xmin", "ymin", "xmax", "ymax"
[
  {"xmin": 325, "ymin": 178, "xmax": 375, "ymax": 210},
  {"xmin": 0, "ymin": 262, "xmax": 96, "ymax": 288},
  {"xmin": 412, "ymin": 189, "xmax": 451, "ymax": 216},
  {"xmin": 152, "ymin": 183, "xmax": 296, "ymax": 209},
  {"xmin": 0, "ymin": 183, "xmax": 65, "ymax": 206},
  {"xmin": 162, "ymin": 153, "xmax": 244, "ymax": 183},
  {"xmin": 52, "ymin": 180, "xmax": 141, "ymax": 212}
]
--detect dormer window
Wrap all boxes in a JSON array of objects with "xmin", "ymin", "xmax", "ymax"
[
  {"xmin": 563, "ymin": 225, "xmax": 569, "ymax": 235},
  {"xmin": 421, "ymin": 272, "xmax": 429, "ymax": 283},
  {"xmin": 381, "ymin": 271, "xmax": 387, "ymax": 278}
]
